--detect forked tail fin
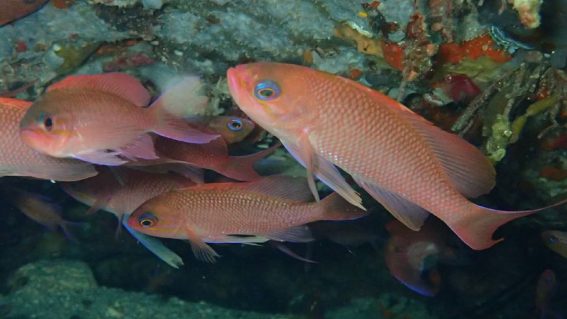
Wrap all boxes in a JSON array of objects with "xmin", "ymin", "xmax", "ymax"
[
  {"xmin": 451, "ymin": 199, "xmax": 567, "ymax": 250},
  {"xmin": 219, "ymin": 143, "xmax": 281, "ymax": 181}
]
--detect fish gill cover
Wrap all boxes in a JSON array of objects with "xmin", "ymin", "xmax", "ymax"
[{"xmin": 0, "ymin": 0, "xmax": 566, "ymax": 319}]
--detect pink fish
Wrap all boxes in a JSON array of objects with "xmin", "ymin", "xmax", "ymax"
[
  {"xmin": 0, "ymin": 97, "xmax": 96, "ymax": 181},
  {"xmin": 19, "ymin": 73, "xmax": 219, "ymax": 166},
  {"xmin": 127, "ymin": 175, "xmax": 367, "ymax": 262},
  {"xmin": 227, "ymin": 62, "xmax": 566, "ymax": 250}
]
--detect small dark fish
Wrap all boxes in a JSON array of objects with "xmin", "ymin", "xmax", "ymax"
[
  {"xmin": 542, "ymin": 230, "xmax": 567, "ymax": 259},
  {"xmin": 535, "ymin": 269, "xmax": 562, "ymax": 319},
  {"xmin": 10, "ymin": 188, "xmax": 78, "ymax": 240},
  {"xmin": 205, "ymin": 116, "xmax": 256, "ymax": 144},
  {"xmin": 385, "ymin": 219, "xmax": 464, "ymax": 297}
]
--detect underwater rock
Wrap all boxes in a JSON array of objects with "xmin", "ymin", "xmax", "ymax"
[
  {"xmin": 326, "ymin": 296, "xmax": 434, "ymax": 319},
  {"xmin": 0, "ymin": 1, "xmax": 129, "ymax": 97},
  {"xmin": 3, "ymin": 259, "xmax": 296, "ymax": 319}
]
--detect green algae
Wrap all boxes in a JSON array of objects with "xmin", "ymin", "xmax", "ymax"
[{"xmin": 54, "ymin": 42, "xmax": 100, "ymax": 74}]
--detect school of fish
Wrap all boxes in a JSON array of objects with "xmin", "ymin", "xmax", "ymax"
[{"xmin": 2, "ymin": 63, "xmax": 565, "ymax": 296}]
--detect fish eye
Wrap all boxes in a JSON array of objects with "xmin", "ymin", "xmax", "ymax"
[
  {"xmin": 44, "ymin": 117, "xmax": 53, "ymax": 131},
  {"xmin": 138, "ymin": 212, "xmax": 158, "ymax": 228},
  {"xmin": 254, "ymin": 80, "xmax": 280, "ymax": 101},
  {"xmin": 37, "ymin": 112, "xmax": 54, "ymax": 132},
  {"xmin": 227, "ymin": 119, "xmax": 243, "ymax": 131}
]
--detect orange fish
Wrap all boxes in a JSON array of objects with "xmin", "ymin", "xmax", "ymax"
[
  {"xmin": 542, "ymin": 230, "xmax": 567, "ymax": 259},
  {"xmin": 205, "ymin": 116, "xmax": 256, "ymax": 144},
  {"xmin": 0, "ymin": 97, "xmax": 96, "ymax": 181},
  {"xmin": 385, "ymin": 219, "xmax": 464, "ymax": 297},
  {"xmin": 127, "ymin": 175, "xmax": 367, "ymax": 262},
  {"xmin": 227, "ymin": 62, "xmax": 565, "ymax": 250},
  {"xmin": 10, "ymin": 188, "xmax": 78, "ymax": 239},
  {"xmin": 154, "ymin": 137, "xmax": 279, "ymax": 181},
  {"xmin": 0, "ymin": 0, "xmax": 48, "ymax": 26},
  {"xmin": 62, "ymin": 167, "xmax": 194, "ymax": 221},
  {"xmin": 19, "ymin": 73, "xmax": 219, "ymax": 166}
]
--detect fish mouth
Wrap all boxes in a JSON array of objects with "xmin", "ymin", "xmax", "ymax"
[
  {"xmin": 19, "ymin": 128, "xmax": 65, "ymax": 157},
  {"xmin": 19, "ymin": 128, "xmax": 43, "ymax": 146},
  {"xmin": 226, "ymin": 67, "xmax": 241, "ymax": 96},
  {"xmin": 227, "ymin": 65, "xmax": 253, "ymax": 98}
]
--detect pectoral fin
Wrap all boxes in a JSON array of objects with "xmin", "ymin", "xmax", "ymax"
[
  {"xmin": 184, "ymin": 224, "xmax": 220, "ymax": 263},
  {"xmin": 281, "ymin": 136, "xmax": 364, "ymax": 210},
  {"xmin": 74, "ymin": 151, "xmax": 127, "ymax": 166}
]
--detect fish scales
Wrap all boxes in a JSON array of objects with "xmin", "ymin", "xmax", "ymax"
[
  {"xmin": 63, "ymin": 168, "xmax": 192, "ymax": 218},
  {"xmin": 309, "ymin": 73, "xmax": 457, "ymax": 206},
  {"xmin": 160, "ymin": 188, "xmax": 315, "ymax": 237}
]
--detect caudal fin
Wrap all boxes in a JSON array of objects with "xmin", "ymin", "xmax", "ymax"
[
  {"xmin": 450, "ymin": 199, "xmax": 567, "ymax": 250},
  {"xmin": 318, "ymin": 193, "xmax": 368, "ymax": 221},
  {"xmin": 219, "ymin": 143, "xmax": 281, "ymax": 181},
  {"xmin": 149, "ymin": 77, "xmax": 219, "ymax": 144}
]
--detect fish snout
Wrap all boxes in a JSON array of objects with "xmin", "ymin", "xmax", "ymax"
[
  {"xmin": 19, "ymin": 128, "xmax": 66, "ymax": 158},
  {"xmin": 227, "ymin": 66, "xmax": 249, "ymax": 95}
]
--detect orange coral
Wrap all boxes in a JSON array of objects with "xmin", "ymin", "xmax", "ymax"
[
  {"xmin": 381, "ymin": 41, "xmax": 404, "ymax": 71},
  {"xmin": 438, "ymin": 34, "xmax": 512, "ymax": 65}
]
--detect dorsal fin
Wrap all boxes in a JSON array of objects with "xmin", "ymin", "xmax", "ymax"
[
  {"xmin": 0, "ymin": 97, "xmax": 31, "ymax": 108},
  {"xmin": 383, "ymin": 94, "xmax": 496, "ymax": 198},
  {"xmin": 189, "ymin": 176, "xmax": 313, "ymax": 202},
  {"xmin": 242, "ymin": 175, "xmax": 313, "ymax": 201},
  {"xmin": 47, "ymin": 73, "xmax": 151, "ymax": 106}
]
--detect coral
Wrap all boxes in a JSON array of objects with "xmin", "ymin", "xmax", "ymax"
[
  {"xmin": 484, "ymin": 113, "xmax": 514, "ymax": 162},
  {"xmin": 510, "ymin": 0, "xmax": 543, "ymax": 29}
]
